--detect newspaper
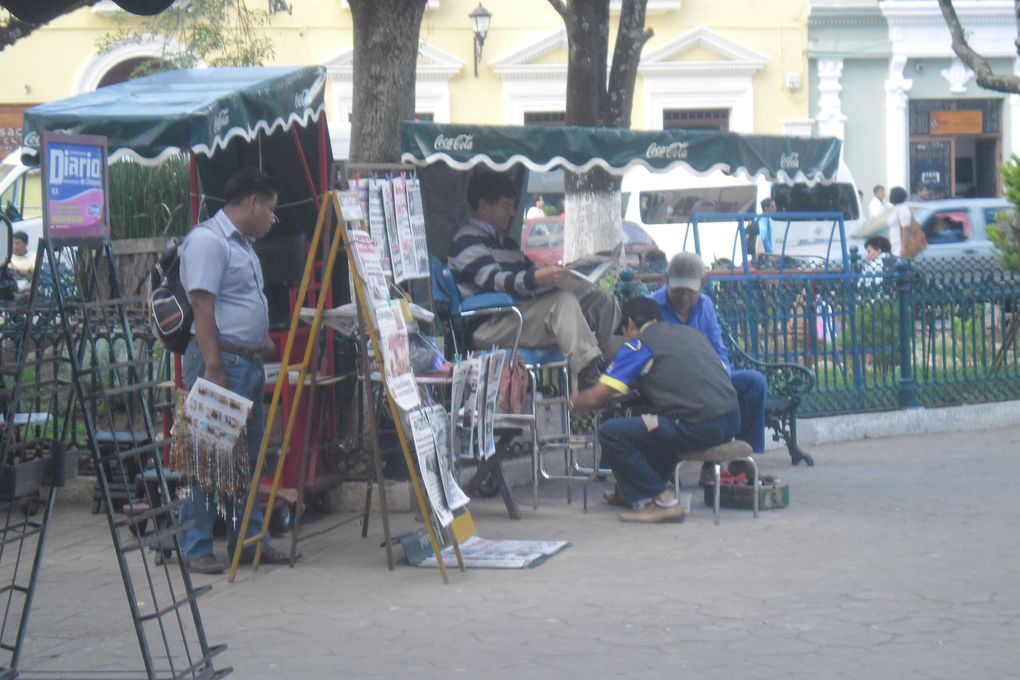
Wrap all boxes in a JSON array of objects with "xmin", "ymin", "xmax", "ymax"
[
  {"xmin": 183, "ymin": 377, "xmax": 253, "ymax": 453},
  {"xmin": 368, "ymin": 178, "xmax": 393, "ymax": 275},
  {"xmin": 481, "ymin": 350, "xmax": 505, "ymax": 460},
  {"xmin": 349, "ymin": 229, "xmax": 390, "ymax": 303},
  {"xmin": 405, "ymin": 175, "xmax": 431, "ymax": 278},
  {"xmin": 424, "ymin": 404, "xmax": 470, "ymax": 511},
  {"xmin": 414, "ymin": 536, "xmax": 570, "ymax": 569},
  {"xmin": 408, "ymin": 408, "xmax": 453, "ymax": 527},
  {"xmin": 449, "ymin": 359, "xmax": 471, "ymax": 460},
  {"xmin": 347, "ymin": 178, "xmax": 370, "ymax": 224},
  {"xmin": 391, "ymin": 176, "xmax": 418, "ymax": 284},
  {"xmin": 557, "ymin": 247, "xmax": 619, "ymax": 297},
  {"xmin": 337, "ymin": 190, "xmax": 365, "ymax": 222},
  {"xmin": 468, "ymin": 353, "xmax": 488, "ymax": 460},
  {"xmin": 380, "ymin": 179, "xmax": 406, "ymax": 283},
  {"xmin": 374, "ymin": 300, "xmax": 420, "ymax": 411}
]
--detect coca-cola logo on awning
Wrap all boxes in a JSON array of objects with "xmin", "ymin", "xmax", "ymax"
[
  {"xmin": 646, "ymin": 142, "xmax": 689, "ymax": 160},
  {"xmin": 434, "ymin": 134, "xmax": 474, "ymax": 151},
  {"xmin": 213, "ymin": 109, "xmax": 230, "ymax": 134},
  {"xmin": 780, "ymin": 152, "xmax": 800, "ymax": 170}
]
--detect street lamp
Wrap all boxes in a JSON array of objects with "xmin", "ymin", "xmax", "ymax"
[{"xmin": 469, "ymin": 3, "xmax": 492, "ymax": 77}]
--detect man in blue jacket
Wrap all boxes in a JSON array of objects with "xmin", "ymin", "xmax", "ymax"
[{"xmin": 650, "ymin": 253, "xmax": 767, "ymax": 481}]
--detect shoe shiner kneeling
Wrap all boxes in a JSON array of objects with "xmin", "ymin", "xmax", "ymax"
[{"xmin": 569, "ymin": 297, "xmax": 741, "ymax": 523}]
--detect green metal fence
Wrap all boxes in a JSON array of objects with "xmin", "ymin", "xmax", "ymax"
[{"xmin": 708, "ymin": 254, "xmax": 1020, "ymax": 417}]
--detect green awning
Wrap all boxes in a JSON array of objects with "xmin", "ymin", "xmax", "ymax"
[
  {"xmin": 22, "ymin": 66, "xmax": 326, "ymax": 166},
  {"xmin": 401, "ymin": 121, "xmax": 843, "ymax": 184}
]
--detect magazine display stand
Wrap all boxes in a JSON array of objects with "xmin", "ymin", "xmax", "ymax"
[{"xmin": 230, "ymin": 191, "xmax": 463, "ymax": 584}]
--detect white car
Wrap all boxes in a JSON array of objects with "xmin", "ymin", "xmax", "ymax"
[{"xmin": 0, "ymin": 149, "xmax": 43, "ymax": 250}]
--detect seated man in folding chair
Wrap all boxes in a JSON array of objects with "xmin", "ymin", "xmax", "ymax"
[
  {"xmin": 570, "ymin": 297, "xmax": 740, "ymax": 523},
  {"xmin": 447, "ymin": 172, "xmax": 619, "ymax": 388},
  {"xmin": 651, "ymin": 252, "xmax": 768, "ymax": 485}
]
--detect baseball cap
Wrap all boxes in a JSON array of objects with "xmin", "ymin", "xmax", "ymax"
[{"xmin": 667, "ymin": 252, "xmax": 705, "ymax": 291}]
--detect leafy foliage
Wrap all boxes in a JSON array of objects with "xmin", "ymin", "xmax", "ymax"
[
  {"xmin": 985, "ymin": 154, "xmax": 1020, "ymax": 273},
  {"xmin": 96, "ymin": 0, "xmax": 274, "ymax": 77},
  {"xmin": 108, "ymin": 155, "xmax": 193, "ymax": 240}
]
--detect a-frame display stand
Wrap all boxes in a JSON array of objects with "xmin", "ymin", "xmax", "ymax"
[
  {"xmin": 229, "ymin": 191, "xmax": 462, "ymax": 584},
  {"xmin": 0, "ymin": 239, "xmax": 228, "ymax": 678}
]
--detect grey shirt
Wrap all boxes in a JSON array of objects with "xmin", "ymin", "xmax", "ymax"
[{"xmin": 179, "ymin": 209, "xmax": 269, "ymax": 350}]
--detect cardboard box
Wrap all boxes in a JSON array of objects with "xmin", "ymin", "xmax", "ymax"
[{"xmin": 705, "ymin": 481, "xmax": 789, "ymax": 510}]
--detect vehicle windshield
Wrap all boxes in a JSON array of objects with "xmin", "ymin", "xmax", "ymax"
[
  {"xmin": 639, "ymin": 186, "xmax": 757, "ymax": 224},
  {"xmin": 771, "ymin": 182, "xmax": 860, "ymax": 220}
]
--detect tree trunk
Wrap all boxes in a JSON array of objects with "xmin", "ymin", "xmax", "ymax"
[
  {"xmin": 348, "ymin": 0, "xmax": 427, "ymax": 162},
  {"xmin": 550, "ymin": 0, "xmax": 651, "ymax": 263}
]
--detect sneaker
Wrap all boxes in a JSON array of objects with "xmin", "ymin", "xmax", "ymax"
[
  {"xmin": 187, "ymin": 554, "xmax": 225, "ymax": 575},
  {"xmin": 619, "ymin": 502, "xmax": 685, "ymax": 524}
]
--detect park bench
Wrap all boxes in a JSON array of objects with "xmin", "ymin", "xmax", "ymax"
[{"xmin": 719, "ymin": 320, "xmax": 815, "ymax": 466}]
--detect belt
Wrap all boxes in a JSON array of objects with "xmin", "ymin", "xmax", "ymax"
[{"xmin": 217, "ymin": 342, "xmax": 267, "ymax": 362}]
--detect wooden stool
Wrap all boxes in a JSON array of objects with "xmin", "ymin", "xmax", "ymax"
[{"xmin": 672, "ymin": 440, "xmax": 757, "ymax": 525}]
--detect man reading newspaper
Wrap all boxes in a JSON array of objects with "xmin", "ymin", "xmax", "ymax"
[{"xmin": 448, "ymin": 172, "xmax": 620, "ymax": 390}]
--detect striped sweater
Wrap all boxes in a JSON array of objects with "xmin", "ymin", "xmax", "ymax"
[{"xmin": 447, "ymin": 218, "xmax": 545, "ymax": 300}]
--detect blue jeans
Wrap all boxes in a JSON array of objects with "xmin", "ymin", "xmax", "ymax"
[
  {"xmin": 732, "ymin": 370, "xmax": 767, "ymax": 453},
  {"xmin": 180, "ymin": 341, "xmax": 268, "ymax": 563},
  {"xmin": 599, "ymin": 409, "xmax": 740, "ymax": 506}
]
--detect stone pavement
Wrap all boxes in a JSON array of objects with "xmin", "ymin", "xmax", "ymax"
[{"xmin": 15, "ymin": 424, "xmax": 1020, "ymax": 679}]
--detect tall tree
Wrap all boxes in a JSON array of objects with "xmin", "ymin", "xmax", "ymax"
[
  {"xmin": 348, "ymin": 0, "xmax": 428, "ymax": 163},
  {"xmin": 548, "ymin": 0, "xmax": 652, "ymax": 262},
  {"xmin": 938, "ymin": 0, "xmax": 1020, "ymax": 94}
]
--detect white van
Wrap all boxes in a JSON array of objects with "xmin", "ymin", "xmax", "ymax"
[
  {"xmin": 0, "ymin": 149, "xmax": 43, "ymax": 250},
  {"xmin": 621, "ymin": 160, "xmax": 864, "ymax": 266}
]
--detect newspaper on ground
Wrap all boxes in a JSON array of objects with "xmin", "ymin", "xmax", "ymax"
[
  {"xmin": 481, "ymin": 350, "xmax": 505, "ymax": 460},
  {"xmin": 374, "ymin": 300, "xmax": 421, "ymax": 411},
  {"xmin": 368, "ymin": 178, "xmax": 393, "ymax": 275},
  {"xmin": 407, "ymin": 408, "xmax": 454, "ymax": 527},
  {"xmin": 424, "ymin": 404, "xmax": 470, "ymax": 511},
  {"xmin": 403, "ymin": 534, "xmax": 570, "ymax": 569}
]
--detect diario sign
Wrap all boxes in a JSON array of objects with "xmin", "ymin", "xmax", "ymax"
[{"xmin": 41, "ymin": 132, "xmax": 110, "ymax": 244}]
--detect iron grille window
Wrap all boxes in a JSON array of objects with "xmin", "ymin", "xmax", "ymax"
[
  {"xmin": 663, "ymin": 109, "xmax": 730, "ymax": 131},
  {"xmin": 523, "ymin": 111, "xmax": 567, "ymax": 126},
  {"xmin": 909, "ymin": 98, "xmax": 1001, "ymax": 135}
]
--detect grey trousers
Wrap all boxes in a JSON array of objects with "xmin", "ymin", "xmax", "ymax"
[{"xmin": 472, "ymin": 288, "xmax": 620, "ymax": 373}]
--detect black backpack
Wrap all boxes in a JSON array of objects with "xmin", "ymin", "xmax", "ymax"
[
  {"xmin": 148, "ymin": 237, "xmax": 192, "ymax": 354},
  {"xmin": 148, "ymin": 221, "xmax": 221, "ymax": 354}
]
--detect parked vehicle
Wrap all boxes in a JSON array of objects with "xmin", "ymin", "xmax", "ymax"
[
  {"xmin": 521, "ymin": 216, "xmax": 664, "ymax": 270},
  {"xmin": 0, "ymin": 149, "xmax": 42, "ymax": 250},
  {"xmin": 620, "ymin": 160, "xmax": 865, "ymax": 266},
  {"xmin": 909, "ymin": 198, "xmax": 1013, "ymax": 266}
]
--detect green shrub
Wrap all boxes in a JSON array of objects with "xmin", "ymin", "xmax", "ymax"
[{"xmin": 108, "ymin": 154, "xmax": 191, "ymax": 240}]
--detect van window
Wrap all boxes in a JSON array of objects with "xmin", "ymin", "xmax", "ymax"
[
  {"xmin": 638, "ymin": 186, "xmax": 757, "ymax": 224},
  {"xmin": 0, "ymin": 165, "xmax": 41, "ymax": 222},
  {"xmin": 771, "ymin": 182, "xmax": 860, "ymax": 220}
]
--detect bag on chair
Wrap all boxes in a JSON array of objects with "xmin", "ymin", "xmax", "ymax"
[{"xmin": 497, "ymin": 354, "xmax": 529, "ymax": 415}]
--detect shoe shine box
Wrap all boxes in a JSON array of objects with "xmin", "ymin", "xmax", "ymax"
[{"xmin": 705, "ymin": 481, "xmax": 789, "ymax": 510}]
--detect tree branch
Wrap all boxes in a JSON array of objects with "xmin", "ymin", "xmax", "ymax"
[
  {"xmin": 546, "ymin": 0, "xmax": 568, "ymax": 19},
  {"xmin": 938, "ymin": 0, "xmax": 1020, "ymax": 93},
  {"xmin": 607, "ymin": 0, "xmax": 652, "ymax": 128}
]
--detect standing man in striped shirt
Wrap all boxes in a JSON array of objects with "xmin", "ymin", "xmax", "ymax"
[
  {"xmin": 447, "ymin": 172, "xmax": 619, "ymax": 389},
  {"xmin": 178, "ymin": 168, "xmax": 291, "ymax": 574}
]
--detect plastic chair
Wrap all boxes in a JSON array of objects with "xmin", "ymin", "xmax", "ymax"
[{"xmin": 430, "ymin": 256, "xmax": 572, "ymax": 509}]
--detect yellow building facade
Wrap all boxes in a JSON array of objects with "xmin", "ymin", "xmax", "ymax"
[{"xmin": 0, "ymin": 0, "xmax": 812, "ymax": 158}]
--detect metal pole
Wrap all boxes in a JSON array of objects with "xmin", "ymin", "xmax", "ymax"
[{"xmin": 896, "ymin": 259, "xmax": 919, "ymax": 409}]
